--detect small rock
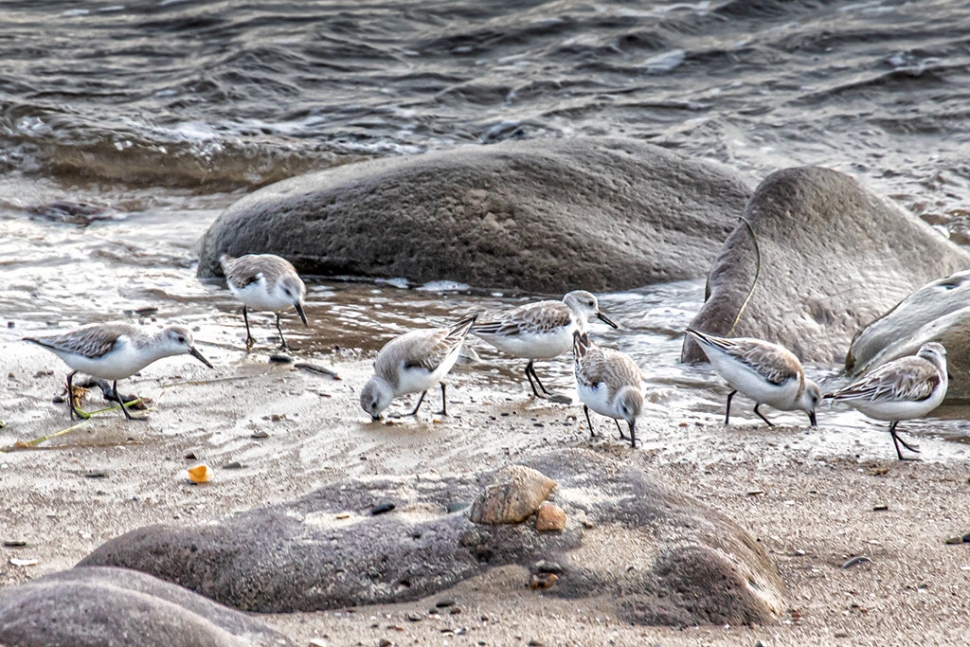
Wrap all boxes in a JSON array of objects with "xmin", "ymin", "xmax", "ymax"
[
  {"xmin": 406, "ymin": 612, "xmax": 423, "ymax": 622},
  {"xmin": 9, "ymin": 557, "xmax": 38, "ymax": 567},
  {"xmin": 251, "ymin": 431, "xmax": 269, "ymax": 439},
  {"xmin": 447, "ymin": 502, "xmax": 471, "ymax": 513},
  {"xmin": 449, "ymin": 607, "xmax": 462, "ymax": 615},
  {"xmin": 528, "ymin": 640, "xmax": 544, "ymax": 646},
  {"xmin": 84, "ymin": 471, "xmax": 107, "ymax": 479},
  {"xmin": 872, "ymin": 504, "xmax": 889, "ymax": 511},
  {"xmin": 3, "ymin": 540, "xmax": 27, "ymax": 548},
  {"xmin": 183, "ymin": 452, "xmax": 198, "ymax": 461},
  {"xmin": 793, "ymin": 549, "xmax": 806, "ymax": 557},
  {"xmin": 309, "ymin": 640, "xmax": 327, "ymax": 647},
  {"xmin": 945, "ymin": 535, "xmax": 964, "ymax": 545},
  {"xmin": 529, "ymin": 573, "xmax": 558, "ymax": 590},
  {"xmin": 187, "ymin": 464, "xmax": 212, "ymax": 484},
  {"xmin": 534, "ymin": 502, "xmax": 566, "ymax": 532},
  {"xmin": 223, "ymin": 461, "xmax": 244, "ymax": 470},
  {"xmin": 435, "ymin": 599, "xmax": 455, "ymax": 608},
  {"xmin": 747, "ymin": 489, "xmax": 765, "ymax": 496},
  {"xmin": 840, "ymin": 556, "xmax": 872, "ymax": 569},
  {"xmin": 963, "ymin": 532, "xmax": 970, "ymax": 543},
  {"xmin": 533, "ymin": 560, "xmax": 563, "ymax": 575},
  {"xmin": 378, "ymin": 640, "xmax": 393, "ymax": 647},
  {"xmin": 370, "ymin": 502, "xmax": 396, "ymax": 515},
  {"xmin": 469, "ymin": 465, "xmax": 557, "ymax": 525},
  {"xmin": 269, "ymin": 353, "xmax": 292, "ymax": 364}
]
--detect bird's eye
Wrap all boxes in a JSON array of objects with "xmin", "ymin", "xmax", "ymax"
[{"xmin": 178, "ymin": 336, "xmax": 185, "ymax": 343}]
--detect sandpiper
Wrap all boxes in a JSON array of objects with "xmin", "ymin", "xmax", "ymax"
[
  {"xmin": 824, "ymin": 342, "xmax": 947, "ymax": 461},
  {"xmin": 573, "ymin": 332, "xmax": 644, "ymax": 448},
  {"xmin": 360, "ymin": 315, "xmax": 477, "ymax": 420},
  {"xmin": 686, "ymin": 328, "xmax": 820, "ymax": 427},
  {"xmin": 24, "ymin": 323, "xmax": 213, "ymax": 420},
  {"xmin": 219, "ymin": 253, "xmax": 308, "ymax": 351},
  {"xmin": 472, "ymin": 290, "xmax": 618, "ymax": 398}
]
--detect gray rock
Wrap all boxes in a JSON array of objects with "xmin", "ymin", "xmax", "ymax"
[
  {"xmin": 0, "ymin": 566, "xmax": 294, "ymax": 647},
  {"xmin": 683, "ymin": 167, "xmax": 970, "ymax": 364},
  {"xmin": 80, "ymin": 450, "xmax": 785, "ymax": 627},
  {"xmin": 846, "ymin": 270, "xmax": 970, "ymax": 402},
  {"xmin": 195, "ymin": 138, "xmax": 751, "ymax": 292}
]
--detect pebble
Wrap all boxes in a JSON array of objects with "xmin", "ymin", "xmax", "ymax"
[
  {"xmin": 251, "ymin": 431, "xmax": 269, "ymax": 439},
  {"xmin": 533, "ymin": 560, "xmax": 562, "ymax": 575},
  {"xmin": 469, "ymin": 465, "xmax": 557, "ymax": 525},
  {"xmin": 269, "ymin": 353, "xmax": 293, "ymax": 364},
  {"xmin": 223, "ymin": 461, "xmax": 244, "ymax": 470},
  {"xmin": 435, "ymin": 599, "xmax": 456, "ymax": 608},
  {"xmin": 3, "ymin": 540, "xmax": 27, "ymax": 547},
  {"xmin": 308, "ymin": 639, "xmax": 327, "ymax": 647},
  {"xmin": 534, "ymin": 502, "xmax": 566, "ymax": 532},
  {"xmin": 406, "ymin": 612, "xmax": 423, "ymax": 622},
  {"xmin": 379, "ymin": 640, "xmax": 393, "ymax": 647},
  {"xmin": 840, "ymin": 556, "xmax": 872, "ymax": 569},
  {"xmin": 528, "ymin": 640, "xmax": 544, "ymax": 646},
  {"xmin": 370, "ymin": 502, "xmax": 396, "ymax": 516},
  {"xmin": 447, "ymin": 502, "xmax": 471, "ymax": 513},
  {"xmin": 945, "ymin": 535, "xmax": 965, "ymax": 545},
  {"xmin": 529, "ymin": 573, "xmax": 558, "ymax": 590},
  {"xmin": 872, "ymin": 504, "xmax": 889, "ymax": 511},
  {"xmin": 84, "ymin": 471, "xmax": 107, "ymax": 479}
]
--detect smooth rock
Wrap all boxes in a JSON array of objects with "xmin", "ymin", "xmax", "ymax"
[
  {"xmin": 846, "ymin": 270, "xmax": 970, "ymax": 402},
  {"xmin": 683, "ymin": 167, "xmax": 970, "ymax": 363},
  {"xmin": 0, "ymin": 566, "xmax": 294, "ymax": 647},
  {"xmin": 469, "ymin": 465, "xmax": 557, "ymax": 525},
  {"xmin": 80, "ymin": 450, "xmax": 786, "ymax": 627},
  {"xmin": 535, "ymin": 502, "xmax": 566, "ymax": 532},
  {"xmin": 196, "ymin": 138, "xmax": 751, "ymax": 292}
]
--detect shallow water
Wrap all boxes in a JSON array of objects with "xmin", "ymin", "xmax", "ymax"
[{"xmin": 1, "ymin": 0, "xmax": 969, "ymax": 449}]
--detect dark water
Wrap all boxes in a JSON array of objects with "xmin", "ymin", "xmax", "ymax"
[{"xmin": 2, "ymin": 0, "xmax": 970, "ymax": 444}]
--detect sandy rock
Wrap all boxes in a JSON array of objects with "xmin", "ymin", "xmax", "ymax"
[
  {"xmin": 195, "ymin": 138, "xmax": 751, "ymax": 292},
  {"xmin": 0, "ymin": 566, "xmax": 294, "ymax": 647},
  {"xmin": 469, "ymin": 465, "xmax": 558, "ymax": 525},
  {"xmin": 682, "ymin": 167, "xmax": 970, "ymax": 364},
  {"xmin": 535, "ymin": 502, "xmax": 566, "ymax": 532},
  {"xmin": 79, "ymin": 450, "xmax": 785, "ymax": 627},
  {"xmin": 846, "ymin": 270, "xmax": 970, "ymax": 402}
]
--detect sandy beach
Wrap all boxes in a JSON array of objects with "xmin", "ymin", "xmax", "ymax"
[{"xmin": 3, "ymin": 339, "xmax": 970, "ymax": 647}]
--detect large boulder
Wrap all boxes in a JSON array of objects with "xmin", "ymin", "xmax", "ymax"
[
  {"xmin": 0, "ymin": 566, "xmax": 294, "ymax": 647},
  {"xmin": 847, "ymin": 270, "xmax": 970, "ymax": 402},
  {"xmin": 682, "ymin": 167, "xmax": 970, "ymax": 364},
  {"xmin": 195, "ymin": 138, "xmax": 751, "ymax": 292},
  {"xmin": 80, "ymin": 450, "xmax": 786, "ymax": 627}
]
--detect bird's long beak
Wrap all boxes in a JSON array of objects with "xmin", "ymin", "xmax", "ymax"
[
  {"xmin": 596, "ymin": 311, "xmax": 619, "ymax": 329},
  {"xmin": 809, "ymin": 411, "xmax": 818, "ymax": 427},
  {"xmin": 295, "ymin": 302, "xmax": 308, "ymax": 327},
  {"xmin": 189, "ymin": 346, "xmax": 214, "ymax": 369}
]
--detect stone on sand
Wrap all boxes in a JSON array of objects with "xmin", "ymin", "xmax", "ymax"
[
  {"xmin": 80, "ymin": 450, "xmax": 786, "ymax": 627},
  {"xmin": 195, "ymin": 137, "xmax": 751, "ymax": 292},
  {"xmin": 683, "ymin": 167, "xmax": 970, "ymax": 364},
  {"xmin": 534, "ymin": 502, "xmax": 567, "ymax": 532},
  {"xmin": 0, "ymin": 566, "xmax": 294, "ymax": 647},
  {"xmin": 469, "ymin": 464, "xmax": 558, "ymax": 525}
]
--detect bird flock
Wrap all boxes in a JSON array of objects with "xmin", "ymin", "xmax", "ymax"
[{"xmin": 22, "ymin": 253, "xmax": 950, "ymax": 461}]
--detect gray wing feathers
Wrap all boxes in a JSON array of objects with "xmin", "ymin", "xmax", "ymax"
[
  {"xmin": 831, "ymin": 357, "xmax": 940, "ymax": 403},
  {"xmin": 474, "ymin": 301, "xmax": 571, "ymax": 337}
]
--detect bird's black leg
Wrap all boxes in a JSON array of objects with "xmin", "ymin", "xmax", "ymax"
[
  {"xmin": 525, "ymin": 360, "xmax": 551, "ymax": 398},
  {"xmin": 407, "ymin": 390, "xmax": 428, "ymax": 417},
  {"xmin": 66, "ymin": 371, "xmax": 89, "ymax": 420},
  {"xmin": 725, "ymin": 389, "xmax": 737, "ymax": 425},
  {"xmin": 628, "ymin": 420, "xmax": 637, "ymax": 449},
  {"xmin": 614, "ymin": 419, "xmax": 627, "ymax": 440},
  {"xmin": 112, "ymin": 380, "xmax": 144, "ymax": 421},
  {"xmin": 242, "ymin": 306, "xmax": 256, "ymax": 350},
  {"xmin": 753, "ymin": 403, "xmax": 774, "ymax": 427},
  {"xmin": 889, "ymin": 421, "xmax": 920, "ymax": 461},
  {"xmin": 435, "ymin": 382, "xmax": 448, "ymax": 416},
  {"xmin": 275, "ymin": 313, "xmax": 290, "ymax": 351},
  {"xmin": 584, "ymin": 404, "xmax": 596, "ymax": 438}
]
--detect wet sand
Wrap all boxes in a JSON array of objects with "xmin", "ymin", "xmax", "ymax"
[{"xmin": 2, "ymin": 339, "xmax": 970, "ymax": 646}]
